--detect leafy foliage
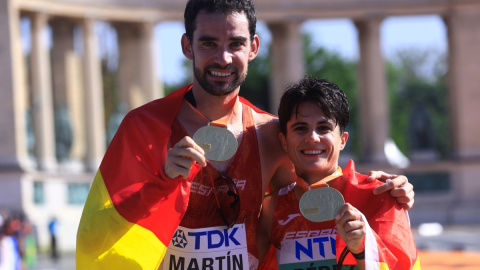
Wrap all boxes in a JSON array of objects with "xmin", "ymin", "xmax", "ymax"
[{"xmin": 388, "ymin": 49, "xmax": 450, "ymax": 159}]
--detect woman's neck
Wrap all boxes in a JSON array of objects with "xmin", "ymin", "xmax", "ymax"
[{"xmin": 297, "ymin": 167, "xmax": 343, "ymax": 190}]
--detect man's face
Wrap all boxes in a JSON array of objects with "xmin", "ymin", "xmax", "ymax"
[
  {"xmin": 279, "ymin": 102, "xmax": 348, "ymax": 182},
  {"xmin": 181, "ymin": 11, "xmax": 259, "ymax": 96}
]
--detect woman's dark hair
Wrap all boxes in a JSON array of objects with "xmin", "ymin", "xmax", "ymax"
[{"xmin": 278, "ymin": 76, "xmax": 350, "ymax": 135}]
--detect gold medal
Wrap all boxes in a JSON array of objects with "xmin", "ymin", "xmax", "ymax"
[
  {"xmin": 193, "ymin": 124, "xmax": 238, "ymax": 161},
  {"xmin": 299, "ymin": 185, "xmax": 345, "ymax": 222}
]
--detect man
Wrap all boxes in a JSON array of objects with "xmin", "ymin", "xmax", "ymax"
[
  {"xmin": 257, "ymin": 77, "xmax": 420, "ymax": 269},
  {"xmin": 76, "ymin": 1, "xmax": 414, "ymax": 269}
]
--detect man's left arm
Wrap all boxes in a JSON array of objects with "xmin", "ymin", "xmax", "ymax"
[{"xmin": 366, "ymin": 172, "xmax": 414, "ymax": 210}]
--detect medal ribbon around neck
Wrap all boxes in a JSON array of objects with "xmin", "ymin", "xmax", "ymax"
[
  {"xmin": 298, "ymin": 167, "xmax": 345, "ymax": 222},
  {"xmin": 186, "ymin": 93, "xmax": 239, "ymax": 161}
]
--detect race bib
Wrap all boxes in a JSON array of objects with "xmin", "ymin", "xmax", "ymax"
[
  {"xmin": 163, "ymin": 224, "xmax": 249, "ymax": 270},
  {"xmin": 278, "ymin": 234, "xmax": 356, "ymax": 270}
]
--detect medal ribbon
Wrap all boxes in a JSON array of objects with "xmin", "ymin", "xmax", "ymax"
[
  {"xmin": 297, "ymin": 167, "xmax": 343, "ymax": 191},
  {"xmin": 185, "ymin": 90, "xmax": 237, "ymax": 128}
]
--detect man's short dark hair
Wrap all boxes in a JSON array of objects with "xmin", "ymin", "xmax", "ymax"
[
  {"xmin": 278, "ymin": 76, "xmax": 350, "ymax": 135},
  {"xmin": 184, "ymin": 0, "xmax": 257, "ymax": 41}
]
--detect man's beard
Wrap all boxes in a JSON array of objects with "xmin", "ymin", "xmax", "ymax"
[{"xmin": 193, "ymin": 60, "xmax": 247, "ymax": 96}]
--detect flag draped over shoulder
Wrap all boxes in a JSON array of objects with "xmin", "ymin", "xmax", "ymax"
[
  {"xmin": 336, "ymin": 161, "xmax": 422, "ymax": 270},
  {"xmin": 76, "ymin": 85, "xmax": 201, "ymax": 270}
]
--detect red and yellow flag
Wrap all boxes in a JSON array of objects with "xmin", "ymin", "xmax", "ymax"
[
  {"xmin": 336, "ymin": 161, "xmax": 422, "ymax": 269},
  {"xmin": 76, "ymin": 85, "xmax": 200, "ymax": 269}
]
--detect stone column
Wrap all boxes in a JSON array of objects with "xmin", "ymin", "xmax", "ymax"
[
  {"xmin": 140, "ymin": 22, "xmax": 162, "ymax": 101},
  {"xmin": 51, "ymin": 19, "xmax": 75, "ymax": 108},
  {"xmin": 82, "ymin": 18, "xmax": 106, "ymax": 171},
  {"xmin": 267, "ymin": 21, "xmax": 305, "ymax": 113},
  {"xmin": 115, "ymin": 22, "xmax": 160, "ymax": 111},
  {"xmin": 115, "ymin": 22, "xmax": 141, "ymax": 110},
  {"xmin": 65, "ymin": 44, "xmax": 87, "ymax": 166},
  {"xmin": 51, "ymin": 21, "xmax": 87, "ymax": 165},
  {"xmin": 355, "ymin": 17, "xmax": 389, "ymax": 164},
  {"xmin": 0, "ymin": 3, "xmax": 28, "ymax": 169},
  {"xmin": 51, "ymin": 18, "xmax": 76, "ymax": 162},
  {"xmin": 445, "ymin": 8, "xmax": 480, "ymax": 159},
  {"xmin": 31, "ymin": 12, "xmax": 57, "ymax": 171},
  {"xmin": 443, "ymin": 7, "xmax": 480, "ymax": 222}
]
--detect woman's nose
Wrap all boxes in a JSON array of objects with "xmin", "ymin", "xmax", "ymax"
[{"xmin": 305, "ymin": 130, "xmax": 321, "ymax": 144}]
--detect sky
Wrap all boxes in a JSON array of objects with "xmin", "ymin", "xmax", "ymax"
[{"xmin": 155, "ymin": 15, "xmax": 447, "ymax": 85}]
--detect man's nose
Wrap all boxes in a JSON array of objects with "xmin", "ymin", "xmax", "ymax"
[{"xmin": 215, "ymin": 46, "xmax": 233, "ymax": 65}]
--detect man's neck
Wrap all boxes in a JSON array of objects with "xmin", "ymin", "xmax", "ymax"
[{"xmin": 191, "ymin": 85, "xmax": 240, "ymax": 121}]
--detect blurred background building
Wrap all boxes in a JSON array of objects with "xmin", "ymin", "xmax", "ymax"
[{"xmin": 1, "ymin": 0, "xmax": 480, "ymax": 256}]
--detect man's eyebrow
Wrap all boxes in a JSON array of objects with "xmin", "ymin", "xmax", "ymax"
[
  {"xmin": 197, "ymin": 35, "xmax": 248, "ymax": 42},
  {"xmin": 230, "ymin": 36, "xmax": 248, "ymax": 42},
  {"xmin": 198, "ymin": 35, "xmax": 217, "ymax": 42}
]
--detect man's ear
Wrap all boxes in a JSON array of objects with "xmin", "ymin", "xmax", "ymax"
[
  {"xmin": 181, "ymin": 34, "xmax": 193, "ymax": 60},
  {"xmin": 248, "ymin": 34, "xmax": 260, "ymax": 61},
  {"xmin": 340, "ymin": 132, "xmax": 349, "ymax": 151},
  {"xmin": 278, "ymin": 132, "xmax": 288, "ymax": 152}
]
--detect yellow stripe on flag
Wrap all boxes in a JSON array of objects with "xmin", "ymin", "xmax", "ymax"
[
  {"xmin": 77, "ymin": 171, "xmax": 167, "ymax": 270},
  {"xmin": 377, "ymin": 256, "xmax": 421, "ymax": 269},
  {"xmin": 379, "ymin": 262, "xmax": 390, "ymax": 269},
  {"xmin": 412, "ymin": 255, "xmax": 422, "ymax": 269}
]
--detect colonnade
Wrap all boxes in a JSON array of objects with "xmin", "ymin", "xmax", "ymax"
[
  {"xmin": 7, "ymin": 13, "xmax": 162, "ymax": 172},
  {"xmin": 8, "ymin": 13, "xmax": 400, "ymax": 172},
  {"xmin": 3, "ymin": 0, "xmax": 480, "ymax": 178}
]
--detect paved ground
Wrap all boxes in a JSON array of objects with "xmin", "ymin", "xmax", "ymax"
[
  {"xmin": 414, "ymin": 224, "xmax": 480, "ymax": 270},
  {"xmin": 32, "ymin": 224, "xmax": 480, "ymax": 270},
  {"xmin": 419, "ymin": 251, "xmax": 480, "ymax": 270}
]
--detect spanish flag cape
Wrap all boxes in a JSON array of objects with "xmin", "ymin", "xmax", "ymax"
[{"xmin": 77, "ymin": 85, "xmax": 266, "ymax": 269}]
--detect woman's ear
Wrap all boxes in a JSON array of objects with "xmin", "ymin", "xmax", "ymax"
[
  {"xmin": 340, "ymin": 132, "xmax": 349, "ymax": 151},
  {"xmin": 279, "ymin": 132, "xmax": 288, "ymax": 152}
]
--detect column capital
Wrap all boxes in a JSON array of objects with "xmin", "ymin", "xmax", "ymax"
[
  {"xmin": 444, "ymin": 6, "xmax": 480, "ymax": 28},
  {"xmin": 353, "ymin": 16, "xmax": 385, "ymax": 34},
  {"xmin": 50, "ymin": 17, "xmax": 77, "ymax": 31}
]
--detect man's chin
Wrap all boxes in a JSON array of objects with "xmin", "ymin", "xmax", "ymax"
[{"xmin": 206, "ymin": 85, "xmax": 237, "ymax": 96}]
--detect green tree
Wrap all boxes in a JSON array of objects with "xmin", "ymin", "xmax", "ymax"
[{"xmin": 388, "ymin": 48, "xmax": 449, "ymax": 159}]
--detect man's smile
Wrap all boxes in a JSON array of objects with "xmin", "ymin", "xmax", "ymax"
[{"xmin": 210, "ymin": 70, "xmax": 233, "ymax": 77}]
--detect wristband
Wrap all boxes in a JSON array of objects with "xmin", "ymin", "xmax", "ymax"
[{"xmin": 351, "ymin": 250, "xmax": 365, "ymax": 260}]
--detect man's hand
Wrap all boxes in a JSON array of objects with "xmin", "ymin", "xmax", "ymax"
[
  {"xmin": 367, "ymin": 171, "xmax": 415, "ymax": 210},
  {"xmin": 335, "ymin": 203, "xmax": 366, "ymax": 255},
  {"xmin": 164, "ymin": 136, "xmax": 207, "ymax": 179}
]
